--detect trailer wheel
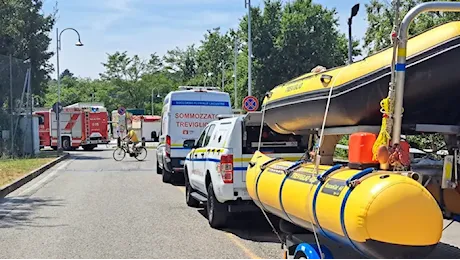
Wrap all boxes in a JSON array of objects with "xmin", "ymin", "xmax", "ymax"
[
  {"xmin": 294, "ymin": 252, "xmax": 308, "ymax": 259},
  {"xmin": 294, "ymin": 243, "xmax": 333, "ymax": 259},
  {"xmin": 206, "ymin": 182, "xmax": 228, "ymax": 229},
  {"xmin": 62, "ymin": 137, "xmax": 71, "ymax": 151}
]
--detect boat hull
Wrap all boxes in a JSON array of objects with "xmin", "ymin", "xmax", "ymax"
[{"xmin": 263, "ymin": 25, "xmax": 460, "ymax": 134}]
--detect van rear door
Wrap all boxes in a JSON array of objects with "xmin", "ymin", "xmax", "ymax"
[
  {"xmin": 169, "ymin": 92, "xmax": 203, "ymax": 160},
  {"xmin": 170, "ymin": 91, "xmax": 232, "ymax": 154}
]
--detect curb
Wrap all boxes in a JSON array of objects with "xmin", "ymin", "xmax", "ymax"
[{"xmin": 0, "ymin": 153, "xmax": 70, "ymax": 198}]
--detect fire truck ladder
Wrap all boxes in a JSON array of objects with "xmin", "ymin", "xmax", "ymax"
[{"xmin": 85, "ymin": 111, "xmax": 90, "ymax": 142}]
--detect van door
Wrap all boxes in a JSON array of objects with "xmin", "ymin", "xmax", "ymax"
[
  {"xmin": 189, "ymin": 126, "xmax": 209, "ymax": 191},
  {"xmin": 201, "ymin": 123, "xmax": 216, "ymax": 193},
  {"xmin": 169, "ymin": 93, "xmax": 205, "ymax": 160}
]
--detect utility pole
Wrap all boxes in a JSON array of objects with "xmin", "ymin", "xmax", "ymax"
[
  {"xmin": 234, "ymin": 37, "xmax": 238, "ymax": 109},
  {"xmin": 221, "ymin": 64, "xmax": 225, "ymax": 91},
  {"xmin": 9, "ymin": 54, "xmax": 14, "ymax": 152},
  {"xmin": 245, "ymin": 0, "xmax": 252, "ymax": 96}
]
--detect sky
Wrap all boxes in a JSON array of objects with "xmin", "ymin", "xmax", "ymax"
[{"xmin": 42, "ymin": 0, "xmax": 372, "ymax": 79}]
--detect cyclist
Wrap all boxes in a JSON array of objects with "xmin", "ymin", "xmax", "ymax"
[{"xmin": 122, "ymin": 128, "xmax": 139, "ymax": 153}]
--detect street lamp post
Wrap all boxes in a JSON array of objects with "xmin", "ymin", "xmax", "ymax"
[
  {"xmin": 151, "ymin": 89, "xmax": 161, "ymax": 115},
  {"xmin": 245, "ymin": 0, "xmax": 252, "ymax": 96},
  {"xmin": 348, "ymin": 4, "xmax": 360, "ymax": 64},
  {"xmin": 204, "ymin": 72, "xmax": 213, "ymax": 87},
  {"xmin": 151, "ymin": 89, "xmax": 154, "ymax": 115},
  {"xmin": 56, "ymin": 27, "xmax": 83, "ymax": 151}
]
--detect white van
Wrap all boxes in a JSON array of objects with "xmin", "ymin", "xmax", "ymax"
[{"xmin": 156, "ymin": 86, "xmax": 233, "ymax": 183}]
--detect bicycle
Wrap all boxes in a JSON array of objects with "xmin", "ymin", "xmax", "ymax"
[{"xmin": 113, "ymin": 139, "xmax": 148, "ymax": 161}]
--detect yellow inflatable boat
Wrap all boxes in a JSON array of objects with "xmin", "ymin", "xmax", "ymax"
[
  {"xmin": 262, "ymin": 21, "xmax": 460, "ymax": 134},
  {"xmin": 246, "ymin": 151, "xmax": 443, "ymax": 259}
]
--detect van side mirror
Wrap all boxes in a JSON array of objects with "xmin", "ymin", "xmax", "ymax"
[
  {"xmin": 151, "ymin": 131, "xmax": 159, "ymax": 142},
  {"xmin": 183, "ymin": 139, "xmax": 196, "ymax": 148}
]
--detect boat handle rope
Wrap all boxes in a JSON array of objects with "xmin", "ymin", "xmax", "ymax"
[
  {"xmin": 255, "ymin": 101, "xmax": 286, "ymax": 251},
  {"xmin": 340, "ymin": 167, "xmax": 376, "ymax": 257},
  {"xmin": 346, "ymin": 168, "xmax": 375, "ymax": 188},
  {"xmin": 310, "ymin": 64, "xmax": 350, "ymax": 258},
  {"xmin": 260, "ymin": 157, "xmax": 284, "ymax": 170},
  {"xmin": 317, "ymin": 164, "xmax": 343, "ymax": 182},
  {"xmin": 279, "ymin": 170, "xmax": 297, "ymax": 225},
  {"xmin": 312, "ymin": 164, "xmax": 344, "ymax": 242},
  {"xmin": 283, "ymin": 160, "xmax": 304, "ymax": 175}
]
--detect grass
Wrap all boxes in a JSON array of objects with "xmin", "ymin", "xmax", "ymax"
[{"xmin": 0, "ymin": 157, "xmax": 55, "ymax": 187}]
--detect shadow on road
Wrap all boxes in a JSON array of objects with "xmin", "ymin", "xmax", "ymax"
[
  {"xmin": 428, "ymin": 242, "xmax": 460, "ymax": 259},
  {"xmin": 196, "ymin": 209, "xmax": 281, "ymax": 243},
  {"xmin": 0, "ymin": 196, "xmax": 66, "ymax": 229},
  {"xmin": 71, "ymin": 154, "xmax": 106, "ymax": 161},
  {"xmin": 72, "ymin": 148, "xmax": 105, "ymax": 152}
]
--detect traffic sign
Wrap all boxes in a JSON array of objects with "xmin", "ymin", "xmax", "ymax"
[
  {"xmin": 52, "ymin": 102, "xmax": 63, "ymax": 119},
  {"xmin": 242, "ymin": 96, "xmax": 259, "ymax": 112},
  {"xmin": 118, "ymin": 106, "xmax": 126, "ymax": 115}
]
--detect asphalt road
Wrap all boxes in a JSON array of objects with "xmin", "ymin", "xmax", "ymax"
[{"xmin": 1, "ymin": 145, "xmax": 460, "ymax": 258}]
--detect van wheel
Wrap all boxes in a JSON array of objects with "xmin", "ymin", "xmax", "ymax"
[
  {"xmin": 207, "ymin": 182, "xmax": 228, "ymax": 229},
  {"xmin": 185, "ymin": 171, "xmax": 200, "ymax": 208},
  {"xmin": 162, "ymin": 168, "xmax": 172, "ymax": 183}
]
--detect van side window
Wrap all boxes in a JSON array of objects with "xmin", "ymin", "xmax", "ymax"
[
  {"xmin": 243, "ymin": 125, "xmax": 307, "ymax": 154},
  {"xmin": 203, "ymin": 124, "xmax": 216, "ymax": 147},
  {"xmin": 196, "ymin": 127, "xmax": 208, "ymax": 147},
  {"xmin": 38, "ymin": 116, "xmax": 44, "ymax": 125}
]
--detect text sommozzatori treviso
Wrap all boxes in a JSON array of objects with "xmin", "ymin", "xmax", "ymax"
[{"xmin": 175, "ymin": 113, "xmax": 219, "ymax": 128}]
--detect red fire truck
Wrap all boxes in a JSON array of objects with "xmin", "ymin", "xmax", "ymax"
[{"xmin": 35, "ymin": 103, "xmax": 110, "ymax": 151}]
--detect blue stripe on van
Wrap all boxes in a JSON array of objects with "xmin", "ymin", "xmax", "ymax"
[
  {"xmin": 171, "ymin": 100, "xmax": 230, "ymax": 107},
  {"xmin": 184, "ymin": 157, "xmax": 247, "ymax": 172}
]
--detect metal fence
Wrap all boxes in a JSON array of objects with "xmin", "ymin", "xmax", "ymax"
[{"xmin": 0, "ymin": 54, "xmax": 35, "ymax": 157}]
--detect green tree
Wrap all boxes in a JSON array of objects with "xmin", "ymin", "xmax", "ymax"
[
  {"xmin": 0, "ymin": 0, "xmax": 56, "ymax": 97},
  {"xmin": 60, "ymin": 69, "xmax": 75, "ymax": 80},
  {"xmin": 237, "ymin": 0, "xmax": 360, "ymax": 99},
  {"xmin": 364, "ymin": 0, "xmax": 460, "ymax": 55},
  {"xmin": 238, "ymin": 1, "xmax": 282, "ymax": 99},
  {"xmin": 99, "ymin": 51, "xmax": 164, "ymax": 109},
  {"xmin": 363, "ymin": 0, "xmax": 460, "ymax": 150},
  {"xmin": 163, "ymin": 45, "xmax": 198, "ymax": 83},
  {"xmin": 196, "ymin": 28, "xmax": 233, "ymax": 88}
]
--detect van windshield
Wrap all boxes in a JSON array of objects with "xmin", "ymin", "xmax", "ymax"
[{"xmin": 243, "ymin": 125, "xmax": 307, "ymax": 154}]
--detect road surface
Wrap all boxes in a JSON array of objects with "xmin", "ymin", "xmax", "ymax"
[{"xmin": 1, "ymin": 145, "xmax": 460, "ymax": 258}]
